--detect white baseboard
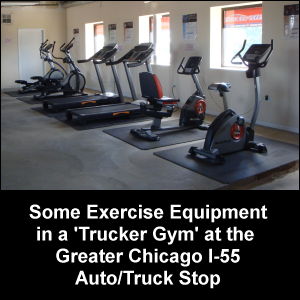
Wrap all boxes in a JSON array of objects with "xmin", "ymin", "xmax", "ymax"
[
  {"xmin": 206, "ymin": 110, "xmax": 299, "ymax": 134},
  {"xmin": 1, "ymin": 85, "xmax": 20, "ymax": 89},
  {"xmin": 85, "ymin": 85, "xmax": 101, "ymax": 92}
]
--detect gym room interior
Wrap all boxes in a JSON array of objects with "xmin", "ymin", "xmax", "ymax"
[{"xmin": 1, "ymin": 1, "xmax": 299, "ymax": 190}]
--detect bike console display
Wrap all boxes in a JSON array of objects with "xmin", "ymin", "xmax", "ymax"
[
  {"xmin": 243, "ymin": 44, "xmax": 271, "ymax": 63},
  {"xmin": 178, "ymin": 56, "xmax": 202, "ymax": 75}
]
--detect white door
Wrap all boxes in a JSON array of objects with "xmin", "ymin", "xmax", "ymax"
[{"xmin": 18, "ymin": 28, "xmax": 45, "ymax": 82}]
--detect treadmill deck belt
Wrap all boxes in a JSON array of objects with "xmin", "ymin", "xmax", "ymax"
[
  {"xmin": 70, "ymin": 103, "xmax": 140, "ymax": 117},
  {"xmin": 43, "ymin": 94, "xmax": 120, "ymax": 111}
]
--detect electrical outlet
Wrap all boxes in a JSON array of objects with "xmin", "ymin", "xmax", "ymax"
[{"xmin": 265, "ymin": 95, "xmax": 271, "ymax": 101}]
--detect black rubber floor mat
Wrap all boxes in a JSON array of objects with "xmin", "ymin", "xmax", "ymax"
[
  {"xmin": 154, "ymin": 136, "xmax": 299, "ymax": 184},
  {"xmin": 55, "ymin": 114, "xmax": 152, "ymax": 131},
  {"xmin": 17, "ymin": 97, "xmax": 43, "ymax": 105},
  {"xmin": 3, "ymin": 89, "xmax": 41, "ymax": 97},
  {"xmin": 31, "ymin": 107, "xmax": 65, "ymax": 118},
  {"xmin": 104, "ymin": 119, "xmax": 209, "ymax": 150}
]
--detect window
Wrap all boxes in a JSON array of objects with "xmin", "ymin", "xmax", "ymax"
[
  {"xmin": 210, "ymin": 2, "xmax": 263, "ymax": 70},
  {"xmin": 139, "ymin": 13, "xmax": 170, "ymax": 66},
  {"xmin": 222, "ymin": 5, "xmax": 262, "ymax": 67},
  {"xmin": 85, "ymin": 22, "xmax": 104, "ymax": 59},
  {"xmin": 2, "ymin": 14, "xmax": 12, "ymax": 24}
]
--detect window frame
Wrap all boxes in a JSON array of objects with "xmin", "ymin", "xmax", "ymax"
[
  {"xmin": 2, "ymin": 14, "xmax": 12, "ymax": 24},
  {"xmin": 139, "ymin": 12, "xmax": 170, "ymax": 66},
  {"xmin": 149, "ymin": 16, "xmax": 153, "ymax": 43},
  {"xmin": 221, "ymin": 4, "xmax": 262, "ymax": 68}
]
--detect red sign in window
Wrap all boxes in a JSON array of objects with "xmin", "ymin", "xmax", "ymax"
[
  {"xmin": 161, "ymin": 16, "xmax": 170, "ymax": 30},
  {"xmin": 95, "ymin": 24, "xmax": 103, "ymax": 36},
  {"xmin": 224, "ymin": 7, "xmax": 262, "ymax": 28}
]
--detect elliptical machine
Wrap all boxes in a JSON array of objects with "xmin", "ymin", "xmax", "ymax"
[
  {"xmin": 130, "ymin": 57, "xmax": 230, "ymax": 141},
  {"xmin": 15, "ymin": 39, "xmax": 67, "ymax": 94},
  {"xmin": 34, "ymin": 38, "xmax": 86, "ymax": 100},
  {"xmin": 189, "ymin": 40, "xmax": 274, "ymax": 165}
]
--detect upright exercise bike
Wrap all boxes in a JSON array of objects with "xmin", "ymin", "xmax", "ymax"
[{"xmin": 189, "ymin": 39, "xmax": 274, "ymax": 164}]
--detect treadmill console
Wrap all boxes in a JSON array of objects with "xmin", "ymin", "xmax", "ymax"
[
  {"xmin": 94, "ymin": 43, "xmax": 118, "ymax": 61},
  {"xmin": 125, "ymin": 43, "xmax": 155, "ymax": 62},
  {"xmin": 183, "ymin": 56, "xmax": 202, "ymax": 74},
  {"xmin": 243, "ymin": 44, "xmax": 271, "ymax": 63}
]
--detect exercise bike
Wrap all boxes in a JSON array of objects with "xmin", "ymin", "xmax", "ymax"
[
  {"xmin": 34, "ymin": 38, "xmax": 86, "ymax": 100},
  {"xmin": 15, "ymin": 40, "xmax": 67, "ymax": 94},
  {"xmin": 189, "ymin": 39, "xmax": 274, "ymax": 165},
  {"xmin": 130, "ymin": 56, "xmax": 231, "ymax": 141}
]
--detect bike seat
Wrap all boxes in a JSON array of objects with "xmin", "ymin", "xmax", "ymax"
[
  {"xmin": 140, "ymin": 72, "xmax": 179, "ymax": 105},
  {"xmin": 208, "ymin": 83, "xmax": 231, "ymax": 92}
]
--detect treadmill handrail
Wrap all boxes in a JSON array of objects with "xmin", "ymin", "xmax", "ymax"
[
  {"xmin": 106, "ymin": 49, "xmax": 135, "ymax": 66},
  {"xmin": 127, "ymin": 58, "xmax": 152, "ymax": 68},
  {"xmin": 77, "ymin": 48, "xmax": 105, "ymax": 64},
  {"xmin": 94, "ymin": 58, "xmax": 114, "ymax": 65},
  {"xmin": 106, "ymin": 60, "xmax": 122, "ymax": 66}
]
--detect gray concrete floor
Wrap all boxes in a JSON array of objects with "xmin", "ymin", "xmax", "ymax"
[{"xmin": 1, "ymin": 89, "xmax": 299, "ymax": 190}]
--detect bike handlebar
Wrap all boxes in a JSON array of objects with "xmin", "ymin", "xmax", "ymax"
[
  {"xmin": 52, "ymin": 41, "xmax": 65, "ymax": 60},
  {"xmin": 231, "ymin": 39, "xmax": 274, "ymax": 68},
  {"xmin": 177, "ymin": 57, "xmax": 186, "ymax": 74},
  {"xmin": 231, "ymin": 40, "xmax": 247, "ymax": 65}
]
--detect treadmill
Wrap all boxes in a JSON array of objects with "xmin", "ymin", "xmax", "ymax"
[
  {"xmin": 65, "ymin": 43, "xmax": 155, "ymax": 126},
  {"xmin": 42, "ymin": 43, "xmax": 124, "ymax": 112}
]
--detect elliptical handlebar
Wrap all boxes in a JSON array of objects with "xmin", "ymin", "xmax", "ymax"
[
  {"xmin": 40, "ymin": 39, "xmax": 49, "ymax": 50},
  {"xmin": 52, "ymin": 41, "xmax": 65, "ymax": 61},
  {"xmin": 60, "ymin": 37, "xmax": 75, "ymax": 53},
  {"xmin": 66, "ymin": 43, "xmax": 73, "ymax": 51},
  {"xmin": 66, "ymin": 37, "xmax": 75, "ymax": 48},
  {"xmin": 231, "ymin": 40, "xmax": 247, "ymax": 65},
  {"xmin": 60, "ymin": 43, "xmax": 66, "ymax": 51},
  {"xmin": 44, "ymin": 44, "xmax": 53, "ymax": 51},
  {"xmin": 39, "ymin": 40, "xmax": 50, "ymax": 60}
]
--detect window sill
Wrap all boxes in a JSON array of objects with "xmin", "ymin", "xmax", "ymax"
[
  {"xmin": 210, "ymin": 66, "xmax": 247, "ymax": 71},
  {"xmin": 150, "ymin": 63, "xmax": 171, "ymax": 67}
]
